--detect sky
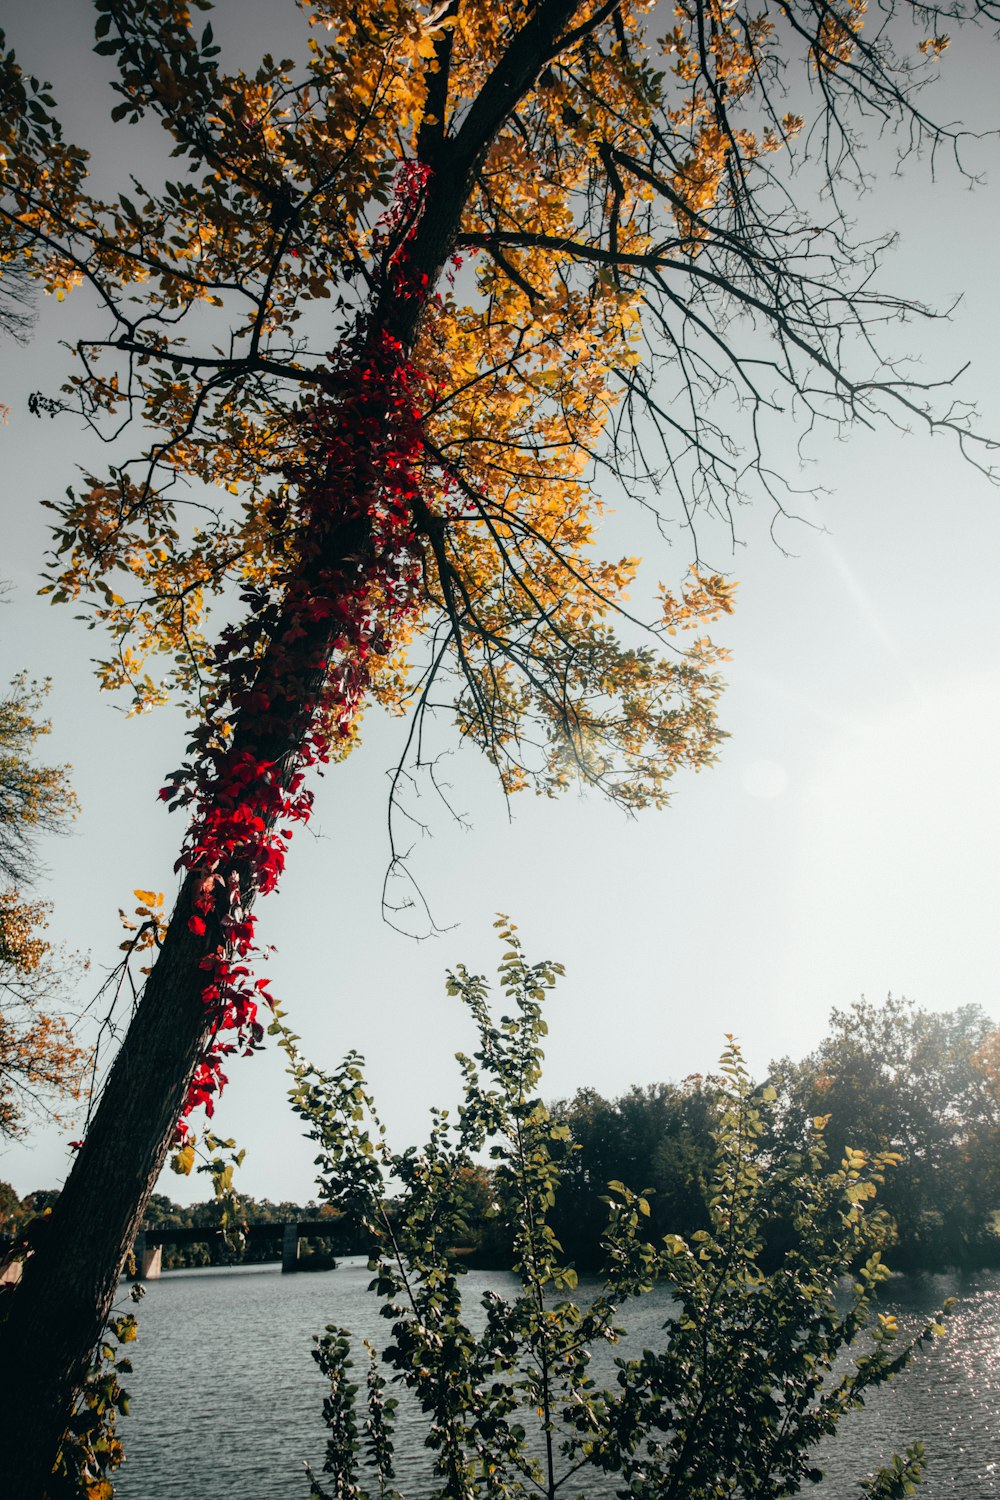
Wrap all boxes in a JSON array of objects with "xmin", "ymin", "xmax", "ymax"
[{"xmin": 2, "ymin": 3, "xmax": 1000, "ymax": 1207}]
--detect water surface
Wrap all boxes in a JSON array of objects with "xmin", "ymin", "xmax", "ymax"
[{"xmin": 113, "ymin": 1261, "xmax": 1000, "ymax": 1498}]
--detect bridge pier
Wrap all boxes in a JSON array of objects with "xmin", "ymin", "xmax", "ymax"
[
  {"xmin": 133, "ymin": 1231, "xmax": 163, "ymax": 1281},
  {"xmin": 281, "ymin": 1222, "xmax": 300, "ymax": 1273}
]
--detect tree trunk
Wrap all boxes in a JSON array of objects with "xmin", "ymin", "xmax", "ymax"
[
  {"xmin": 0, "ymin": 876, "xmax": 217, "ymax": 1495},
  {"xmin": 0, "ymin": 551, "xmax": 381, "ymax": 1494}
]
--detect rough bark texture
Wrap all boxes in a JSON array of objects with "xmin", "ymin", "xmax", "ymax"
[{"xmin": 0, "ymin": 879, "xmax": 214, "ymax": 1495}]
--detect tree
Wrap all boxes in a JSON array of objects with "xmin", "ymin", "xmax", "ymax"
[
  {"xmin": 547, "ymin": 1077, "xmax": 718, "ymax": 1265},
  {"xmin": 0, "ymin": 674, "xmax": 88, "ymax": 1143},
  {"xmin": 770, "ymin": 996, "xmax": 1000, "ymax": 1268},
  {"xmin": 290, "ymin": 924, "xmax": 944, "ymax": 1500},
  {"xmin": 0, "ymin": 1180, "xmax": 22, "ymax": 1230},
  {"xmin": 1, "ymin": 0, "xmax": 997, "ymax": 1484},
  {"xmin": 0, "ymin": 671, "xmax": 77, "ymax": 887},
  {"xmin": 0, "ymin": 226, "xmax": 36, "ymax": 348}
]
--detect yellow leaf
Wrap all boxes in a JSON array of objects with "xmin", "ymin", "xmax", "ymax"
[{"xmin": 171, "ymin": 1144, "xmax": 196, "ymax": 1175}]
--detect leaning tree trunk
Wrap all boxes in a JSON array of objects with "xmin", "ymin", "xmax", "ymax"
[
  {"xmin": 0, "ymin": 5, "xmax": 587, "ymax": 1487},
  {"xmin": 0, "ymin": 874, "xmax": 230, "ymax": 1494},
  {"xmin": 0, "ymin": 284, "xmax": 437, "ymax": 1482},
  {"xmin": 0, "ymin": 540, "xmax": 387, "ymax": 1494}
]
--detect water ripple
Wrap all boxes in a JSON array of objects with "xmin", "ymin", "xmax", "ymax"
[{"xmin": 112, "ymin": 1263, "xmax": 1000, "ymax": 1499}]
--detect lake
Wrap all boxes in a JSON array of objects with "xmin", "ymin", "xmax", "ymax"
[{"xmin": 112, "ymin": 1260, "xmax": 1000, "ymax": 1498}]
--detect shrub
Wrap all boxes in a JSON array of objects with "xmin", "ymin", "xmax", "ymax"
[{"xmin": 283, "ymin": 922, "xmax": 945, "ymax": 1500}]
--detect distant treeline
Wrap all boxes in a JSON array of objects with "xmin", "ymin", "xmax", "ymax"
[
  {"xmin": 4, "ymin": 997, "xmax": 999, "ymax": 1273},
  {"xmin": 473, "ymin": 997, "xmax": 1000, "ymax": 1272},
  {"xmin": 547, "ymin": 997, "xmax": 1000, "ymax": 1272}
]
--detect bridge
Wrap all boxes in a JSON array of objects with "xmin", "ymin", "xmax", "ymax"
[{"xmin": 133, "ymin": 1220, "xmax": 341, "ymax": 1279}]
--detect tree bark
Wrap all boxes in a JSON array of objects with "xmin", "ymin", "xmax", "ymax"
[{"xmin": 0, "ymin": 877, "xmax": 216, "ymax": 1495}]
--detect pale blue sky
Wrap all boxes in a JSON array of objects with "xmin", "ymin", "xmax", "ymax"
[{"xmin": 2, "ymin": 6, "xmax": 999, "ymax": 1205}]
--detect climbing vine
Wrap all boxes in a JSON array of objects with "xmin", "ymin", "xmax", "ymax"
[{"xmin": 159, "ymin": 170, "xmax": 439, "ymax": 1133}]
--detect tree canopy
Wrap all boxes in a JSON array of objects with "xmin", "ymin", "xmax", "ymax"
[
  {"xmin": 544, "ymin": 1077, "xmax": 718, "ymax": 1265},
  {"xmin": 4, "ymin": 0, "xmax": 992, "ymax": 797}
]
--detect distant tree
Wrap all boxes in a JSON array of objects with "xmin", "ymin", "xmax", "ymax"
[
  {"xmin": 0, "ymin": 671, "xmax": 77, "ymax": 887},
  {"xmin": 0, "ymin": 1188, "xmax": 60, "ymax": 1248},
  {"xmin": 770, "ymin": 997, "xmax": 1000, "ymax": 1268},
  {"xmin": 20, "ymin": 1188, "xmax": 60, "ymax": 1216},
  {"xmin": 140, "ymin": 1190, "xmax": 187, "ymax": 1229},
  {"xmin": 0, "ymin": 673, "xmax": 88, "ymax": 1141},
  {"xmin": 442, "ymin": 1163, "xmax": 495, "ymax": 1251},
  {"xmin": 972, "ymin": 1025, "xmax": 1000, "ymax": 1107},
  {"xmin": 549, "ymin": 1077, "xmax": 718, "ymax": 1265},
  {"xmin": 0, "ymin": 1180, "xmax": 22, "ymax": 1229}
]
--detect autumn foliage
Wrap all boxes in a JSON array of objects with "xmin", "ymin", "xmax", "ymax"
[
  {"xmin": 0, "ymin": 675, "xmax": 88, "ymax": 1140},
  {"xmin": 0, "ymin": 0, "xmax": 996, "ymax": 1485}
]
